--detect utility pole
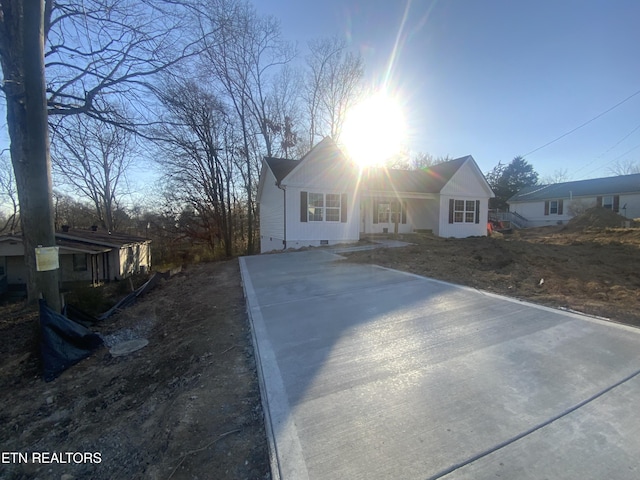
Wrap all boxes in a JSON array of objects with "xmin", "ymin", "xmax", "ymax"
[{"xmin": 1, "ymin": 0, "xmax": 61, "ymax": 311}]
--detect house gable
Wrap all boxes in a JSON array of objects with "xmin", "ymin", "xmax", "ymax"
[
  {"xmin": 440, "ymin": 157, "xmax": 495, "ymax": 198},
  {"xmin": 282, "ymin": 137, "xmax": 359, "ymax": 191},
  {"xmin": 287, "ymin": 139, "xmax": 360, "ymax": 245},
  {"xmin": 260, "ymin": 138, "xmax": 361, "ymax": 251}
]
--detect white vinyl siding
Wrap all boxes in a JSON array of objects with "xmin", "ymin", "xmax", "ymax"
[{"xmin": 258, "ymin": 167, "xmax": 285, "ymax": 252}]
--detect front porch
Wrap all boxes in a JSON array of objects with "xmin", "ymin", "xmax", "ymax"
[{"xmin": 360, "ymin": 194, "xmax": 440, "ymax": 236}]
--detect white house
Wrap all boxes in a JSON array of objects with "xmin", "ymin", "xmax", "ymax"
[
  {"xmin": 257, "ymin": 137, "xmax": 495, "ymax": 253},
  {"xmin": 507, "ymin": 173, "xmax": 640, "ymax": 227}
]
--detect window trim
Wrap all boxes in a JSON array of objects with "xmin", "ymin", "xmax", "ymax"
[
  {"xmin": 544, "ymin": 199, "xmax": 564, "ymax": 215},
  {"xmin": 301, "ymin": 191, "xmax": 347, "ymax": 223},
  {"xmin": 449, "ymin": 198, "xmax": 480, "ymax": 224}
]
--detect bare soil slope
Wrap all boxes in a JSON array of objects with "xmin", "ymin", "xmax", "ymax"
[
  {"xmin": 346, "ymin": 210, "xmax": 640, "ymax": 327},
  {"xmin": 0, "ymin": 260, "xmax": 270, "ymax": 480}
]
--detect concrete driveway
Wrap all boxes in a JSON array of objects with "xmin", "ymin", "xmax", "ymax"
[{"xmin": 239, "ymin": 250, "xmax": 640, "ymax": 480}]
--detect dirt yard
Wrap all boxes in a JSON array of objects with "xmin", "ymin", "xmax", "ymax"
[
  {"xmin": 0, "ymin": 260, "xmax": 270, "ymax": 480},
  {"xmin": 2, "ymin": 208, "xmax": 639, "ymax": 480},
  {"xmin": 345, "ymin": 208, "xmax": 640, "ymax": 327}
]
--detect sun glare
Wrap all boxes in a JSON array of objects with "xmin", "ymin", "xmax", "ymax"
[{"xmin": 341, "ymin": 91, "xmax": 407, "ymax": 168}]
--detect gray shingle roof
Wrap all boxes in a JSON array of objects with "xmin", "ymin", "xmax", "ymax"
[
  {"xmin": 264, "ymin": 157, "xmax": 298, "ymax": 183},
  {"xmin": 56, "ymin": 229, "xmax": 150, "ymax": 248},
  {"xmin": 363, "ymin": 156, "xmax": 470, "ymax": 193},
  {"xmin": 264, "ymin": 137, "xmax": 344, "ymax": 184},
  {"xmin": 265, "ymin": 151, "xmax": 470, "ymax": 193},
  {"xmin": 263, "ymin": 138, "xmax": 474, "ymax": 195},
  {"xmin": 509, "ymin": 173, "xmax": 640, "ymax": 203}
]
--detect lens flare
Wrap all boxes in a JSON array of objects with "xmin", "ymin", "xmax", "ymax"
[{"xmin": 341, "ymin": 91, "xmax": 407, "ymax": 167}]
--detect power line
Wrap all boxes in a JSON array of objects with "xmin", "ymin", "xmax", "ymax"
[
  {"xmin": 570, "ymin": 121, "xmax": 640, "ymax": 179},
  {"xmin": 522, "ymin": 88, "xmax": 640, "ymax": 158},
  {"xmin": 577, "ymin": 141, "xmax": 640, "ymax": 179}
]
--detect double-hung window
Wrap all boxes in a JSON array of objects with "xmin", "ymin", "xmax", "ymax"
[
  {"xmin": 302, "ymin": 192, "xmax": 345, "ymax": 222},
  {"xmin": 453, "ymin": 200, "xmax": 476, "ymax": 223},
  {"xmin": 449, "ymin": 199, "xmax": 480, "ymax": 224},
  {"xmin": 544, "ymin": 199, "xmax": 563, "ymax": 215}
]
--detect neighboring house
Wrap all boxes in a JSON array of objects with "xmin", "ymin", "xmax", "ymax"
[
  {"xmin": 507, "ymin": 173, "xmax": 640, "ymax": 227},
  {"xmin": 0, "ymin": 227, "xmax": 151, "ymax": 294},
  {"xmin": 257, "ymin": 137, "xmax": 494, "ymax": 253}
]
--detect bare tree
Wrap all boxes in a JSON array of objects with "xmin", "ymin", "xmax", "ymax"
[
  {"xmin": 0, "ymin": 154, "xmax": 19, "ymax": 234},
  {"xmin": 200, "ymin": 0, "xmax": 294, "ymax": 254},
  {"xmin": 154, "ymin": 80, "xmax": 237, "ymax": 257},
  {"xmin": 0, "ymin": 0, "xmax": 195, "ymax": 307},
  {"xmin": 304, "ymin": 36, "xmax": 364, "ymax": 146},
  {"xmin": 540, "ymin": 168, "xmax": 570, "ymax": 185},
  {"xmin": 45, "ymin": 0, "xmax": 197, "ymax": 129},
  {"xmin": 608, "ymin": 159, "xmax": 640, "ymax": 176},
  {"xmin": 52, "ymin": 191, "xmax": 95, "ymax": 229},
  {"xmin": 386, "ymin": 150, "xmax": 452, "ymax": 170},
  {"xmin": 266, "ymin": 66, "xmax": 302, "ymax": 158},
  {"xmin": 412, "ymin": 152, "xmax": 453, "ymax": 169},
  {"xmin": 51, "ymin": 114, "xmax": 135, "ymax": 232}
]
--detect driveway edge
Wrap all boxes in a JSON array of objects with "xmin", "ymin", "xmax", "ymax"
[{"xmin": 239, "ymin": 256, "xmax": 309, "ymax": 480}]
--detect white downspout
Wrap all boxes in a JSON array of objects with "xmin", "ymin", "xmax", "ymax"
[{"xmin": 278, "ymin": 184, "xmax": 286, "ymax": 250}]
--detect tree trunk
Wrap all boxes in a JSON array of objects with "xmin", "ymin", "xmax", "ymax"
[{"xmin": 4, "ymin": 1, "xmax": 61, "ymax": 310}]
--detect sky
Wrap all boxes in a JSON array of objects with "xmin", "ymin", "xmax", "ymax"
[{"xmin": 254, "ymin": 0, "xmax": 640, "ymax": 181}]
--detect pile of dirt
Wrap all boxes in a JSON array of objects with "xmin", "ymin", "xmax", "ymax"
[
  {"xmin": 563, "ymin": 206, "xmax": 631, "ymax": 231},
  {"xmin": 344, "ymin": 228, "xmax": 640, "ymax": 327}
]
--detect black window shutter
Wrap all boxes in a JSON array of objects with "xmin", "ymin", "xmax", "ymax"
[
  {"xmin": 300, "ymin": 191, "xmax": 308, "ymax": 222},
  {"xmin": 475, "ymin": 200, "xmax": 480, "ymax": 224},
  {"xmin": 544, "ymin": 201, "xmax": 549, "ymax": 215},
  {"xmin": 341, "ymin": 194, "xmax": 347, "ymax": 223},
  {"xmin": 613, "ymin": 195, "xmax": 620, "ymax": 212},
  {"xmin": 401, "ymin": 201, "xmax": 407, "ymax": 224},
  {"xmin": 596, "ymin": 196, "xmax": 602, "ymax": 207},
  {"xmin": 373, "ymin": 200, "xmax": 379, "ymax": 224},
  {"xmin": 558, "ymin": 199, "xmax": 564, "ymax": 215},
  {"xmin": 448, "ymin": 199, "xmax": 454, "ymax": 224}
]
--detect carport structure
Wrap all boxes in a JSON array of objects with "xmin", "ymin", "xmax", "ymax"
[{"xmin": 240, "ymin": 250, "xmax": 640, "ymax": 480}]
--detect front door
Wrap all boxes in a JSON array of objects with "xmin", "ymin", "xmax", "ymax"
[{"xmin": 375, "ymin": 200, "xmax": 403, "ymax": 233}]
